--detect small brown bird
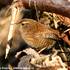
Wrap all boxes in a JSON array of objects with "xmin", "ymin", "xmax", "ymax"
[{"xmin": 18, "ymin": 19, "xmax": 60, "ymax": 51}]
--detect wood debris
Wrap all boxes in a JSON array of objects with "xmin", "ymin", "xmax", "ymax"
[{"xmin": 0, "ymin": 0, "xmax": 70, "ymax": 70}]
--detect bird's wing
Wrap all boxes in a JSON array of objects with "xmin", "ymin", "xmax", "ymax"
[{"xmin": 35, "ymin": 31, "xmax": 58, "ymax": 41}]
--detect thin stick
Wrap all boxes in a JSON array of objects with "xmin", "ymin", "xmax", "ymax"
[
  {"xmin": 60, "ymin": 46, "xmax": 67, "ymax": 63},
  {"xmin": 34, "ymin": 1, "xmax": 39, "ymax": 21},
  {"xmin": 5, "ymin": 0, "xmax": 23, "ymax": 59},
  {"xmin": 5, "ymin": 5, "xmax": 18, "ymax": 59}
]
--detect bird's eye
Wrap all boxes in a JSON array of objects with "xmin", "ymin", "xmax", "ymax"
[{"xmin": 22, "ymin": 23, "xmax": 25, "ymax": 26}]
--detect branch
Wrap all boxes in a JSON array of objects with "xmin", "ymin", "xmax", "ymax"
[
  {"xmin": 5, "ymin": 0, "xmax": 24, "ymax": 59},
  {"xmin": 19, "ymin": 0, "xmax": 70, "ymax": 18}
]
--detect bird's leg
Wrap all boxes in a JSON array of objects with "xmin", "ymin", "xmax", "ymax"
[{"xmin": 38, "ymin": 47, "xmax": 48, "ymax": 54}]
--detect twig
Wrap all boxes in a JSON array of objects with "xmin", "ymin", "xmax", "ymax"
[
  {"xmin": 5, "ymin": 0, "xmax": 23, "ymax": 59},
  {"xmin": 59, "ymin": 46, "xmax": 67, "ymax": 63},
  {"xmin": 5, "ymin": 4, "xmax": 17, "ymax": 59}
]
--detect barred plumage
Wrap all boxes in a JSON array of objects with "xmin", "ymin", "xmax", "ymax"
[{"xmin": 19, "ymin": 19, "xmax": 59, "ymax": 51}]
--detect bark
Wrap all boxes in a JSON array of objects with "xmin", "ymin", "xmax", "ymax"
[
  {"xmin": 0, "ymin": 0, "xmax": 70, "ymax": 18},
  {"xmin": 19, "ymin": 0, "xmax": 70, "ymax": 18},
  {"xmin": 0, "ymin": 0, "xmax": 12, "ymax": 5},
  {"xmin": 0, "ymin": 0, "xmax": 12, "ymax": 9}
]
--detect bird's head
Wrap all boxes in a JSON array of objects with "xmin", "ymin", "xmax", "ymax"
[{"xmin": 17, "ymin": 19, "xmax": 42, "ymax": 34}]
